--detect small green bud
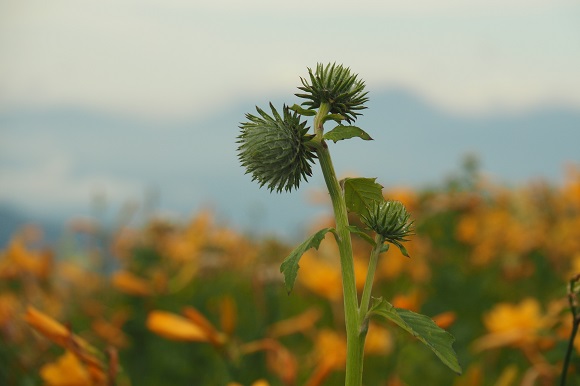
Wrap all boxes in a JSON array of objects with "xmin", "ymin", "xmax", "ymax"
[
  {"xmin": 361, "ymin": 200, "xmax": 414, "ymax": 256},
  {"xmin": 237, "ymin": 103, "xmax": 317, "ymax": 193},
  {"xmin": 296, "ymin": 63, "xmax": 368, "ymax": 123}
]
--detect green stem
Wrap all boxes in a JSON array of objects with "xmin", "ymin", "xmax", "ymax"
[
  {"xmin": 560, "ymin": 277, "xmax": 580, "ymax": 386},
  {"xmin": 314, "ymin": 103, "xmax": 364, "ymax": 386},
  {"xmin": 359, "ymin": 234, "xmax": 385, "ymax": 321},
  {"xmin": 560, "ymin": 318, "xmax": 579, "ymax": 386}
]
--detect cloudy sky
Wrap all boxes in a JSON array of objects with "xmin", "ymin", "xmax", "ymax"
[
  {"xmin": 1, "ymin": 0, "xmax": 580, "ymax": 236},
  {"xmin": 2, "ymin": 0, "xmax": 579, "ymax": 118}
]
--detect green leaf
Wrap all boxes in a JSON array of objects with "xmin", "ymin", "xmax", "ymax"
[
  {"xmin": 289, "ymin": 104, "xmax": 317, "ymax": 116},
  {"xmin": 321, "ymin": 114, "xmax": 346, "ymax": 124},
  {"xmin": 323, "ymin": 125, "xmax": 373, "ymax": 143},
  {"xmin": 346, "ymin": 225, "xmax": 376, "ymax": 246},
  {"xmin": 343, "ymin": 177, "xmax": 384, "ymax": 218},
  {"xmin": 280, "ymin": 227, "xmax": 334, "ymax": 294},
  {"xmin": 368, "ymin": 297, "xmax": 462, "ymax": 374}
]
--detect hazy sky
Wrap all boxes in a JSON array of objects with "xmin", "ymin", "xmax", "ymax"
[
  {"xmin": 1, "ymin": 0, "xmax": 579, "ymax": 120},
  {"xmin": 1, "ymin": 0, "xmax": 580, "ymax": 236}
]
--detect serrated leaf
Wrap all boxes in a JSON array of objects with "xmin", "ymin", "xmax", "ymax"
[
  {"xmin": 280, "ymin": 228, "xmax": 334, "ymax": 294},
  {"xmin": 346, "ymin": 225, "xmax": 376, "ymax": 246},
  {"xmin": 289, "ymin": 104, "xmax": 317, "ymax": 116},
  {"xmin": 323, "ymin": 125, "xmax": 373, "ymax": 143},
  {"xmin": 369, "ymin": 297, "xmax": 462, "ymax": 374},
  {"xmin": 343, "ymin": 177, "xmax": 384, "ymax": 218}
]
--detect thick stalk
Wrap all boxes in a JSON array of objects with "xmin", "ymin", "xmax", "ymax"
[{"xmin": 314, "ymin": 103, "xmax": 363, "ymax": 386}]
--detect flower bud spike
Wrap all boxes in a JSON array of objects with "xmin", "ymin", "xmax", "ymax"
[
  {"xmin": 296, "ymin": 63, "xmax": 368, "ymax": 124},
  {"xmin": 237, "ymin": 104, "xmax": 317, "ymax": 193}
]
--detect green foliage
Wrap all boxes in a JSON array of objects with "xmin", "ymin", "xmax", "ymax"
[
  {"xmin": 280, "ymin": 227, "xmax": 335, "ymax": 294},
  {"xmin": 323, "ymin": 125, "xmax": 373, "ymax": 143},
  {"xmin": 368, "ymin": 297, "xmax": 462, "ymax": 375},
  {"xmin": 342, "ymin": 177, "xmax": 384, "ymax": 218}
]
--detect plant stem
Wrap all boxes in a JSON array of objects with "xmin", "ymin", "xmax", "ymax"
[
  {"xmin": 314, "ymin": 103, "xmax": 364, "ymax": 386},
  {"xmin": 359, "ymin": 235, "xmax": 385, "ymax": 321},
  {"xmin": 560, "ymin": 276, "xmax": 580, "ymax": 386},
  {"xmin": 560, "ymin": 318, "xmax": 579, "ymax": 386}
]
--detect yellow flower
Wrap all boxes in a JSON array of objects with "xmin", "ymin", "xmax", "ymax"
[
  {"xmin": 40, "ymin": 351, "xmax": 94, "ymax": 386},
  {"xmin": 474, "ymin": 298, "xmax": 552, "ymax": 351},
  {"xmin": 146, "ymin": 310, "xmax": 209, "ymax": 342},
  {"xmin": 25, "ymin": 307, "xmax": 107, "ymax": 384},
  {"xmin": 364, "ymin": 322, "xmax": 393, "ymax": 356},
  {"xmin": 3, "ymin": 238, "xmax": 52, "ymax": 278},
  {"xmin": 24, "ymin": 306, "xmax": 72, "ymax": 348},
  {"xmin": 0, "ymin": 292, "xmax": 19, "ymax": 328},
  {"xmin": 298, "ymin": 251, "xmax": 342, "ymax": 301},
  {"xmin": 111, "ymin": 271, "xmax": 152, "ymax": 296},
  {"xmin": 305, "ymin": 329, "xmax": 347, "ymax": 386}
]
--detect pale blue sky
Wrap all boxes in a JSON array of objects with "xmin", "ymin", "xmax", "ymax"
[{"xmin": 1, "ymin": 0, "xmax": 579, "ymax": 236}]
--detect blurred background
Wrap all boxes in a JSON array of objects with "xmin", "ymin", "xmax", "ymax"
[
  {"xmin": 1, "ymin": 0, "xmax": 579, "ymax": 242},
  {"xmin": 2, "ymin": 2, "xmax": 580, "ymax": 385}
]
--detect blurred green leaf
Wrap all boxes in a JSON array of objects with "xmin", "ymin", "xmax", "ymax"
[
  {"xmin": 368, "ymin": 297, "xmax": 462, "ymax": 375},
  {"xmin": 280, "ymin": 227, "xmax": 334, "ymax": 294}
]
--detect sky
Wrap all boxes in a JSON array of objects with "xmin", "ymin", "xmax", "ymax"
[{"xmin": 1, "ymin": 0, "xmax": 580, "ymax": 237}]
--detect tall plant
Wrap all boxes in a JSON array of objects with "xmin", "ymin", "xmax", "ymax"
[{"xmin": 237, "ymin": 63, "xmax": 461, "ymax": 385}]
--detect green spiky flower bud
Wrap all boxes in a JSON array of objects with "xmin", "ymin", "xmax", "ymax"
[
  {"xmin": 296, "ymin": 63, "xmax": 368, "ymax": 123},
  {"xmin": 361, "ymin": 200, "xmax": 414, "ymax": 256},
  {"xmin": 237, "ymin": 103, "xmax": 317, "ymax": 193}
]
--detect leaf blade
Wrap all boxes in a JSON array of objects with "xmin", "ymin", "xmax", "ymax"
[
  {"xmin": 280, "ymin": 227, "xmax": 334, "ymax": 294},
  {"xmin": 369, "ymin": 297, "xmax": 462, "ymax": 374},
  {"xmin": 343, "ymin": 177, "xmax": 384, "ymax": 218},
  {"xmin": 323, "ymin": 125, "xmax": 373, "ymax": 143}
]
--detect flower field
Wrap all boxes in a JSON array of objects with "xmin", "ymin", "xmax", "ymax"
[{"xmin": 1, "ymin": 161, "xmax": 580, "ymax": 386}]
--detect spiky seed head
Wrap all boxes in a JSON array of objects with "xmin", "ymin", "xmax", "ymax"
[
  {"xmin": 296, "ymin": 63, "xmax": 368, "ymax": 123},
  {"xmin": 237, "ymin": 103, "xmax": 317, "ymax": 193},
  {"xmin": 361, "ymin": 200, "xmax": 414, "ymax": 254}
]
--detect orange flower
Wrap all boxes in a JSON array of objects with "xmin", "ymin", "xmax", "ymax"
[
  {"xmin": 364, "ymin": 322, "xmax": 393, "ymax": 356},
  {"xmin": 433, "ymin": 311, "xmax": 457, "ymax": 330},
  {"xmin": 24, "ymin": 306, "xmax": 72, "ymax": 348},
  {"xmin": 0, "ymin": 292, "xmax": 19, "ymax": 328},
  {"xmin": 3, "ymin": 238, "xmax": 52, "ymax": 278},
  {"xmin": 268, "ymin": 307, "xmax": 322, "ymax": 338},
  {"xmin": 391, "ymin": 291, "xmax": 423, "ymax": 312},
  {"xmin": 146, "ymin": 310, "xmax": 209, "ymax": 342},
  {"xmin": 25, "ymin": 307, "xmax": 106, "ymax": 384},
  {"xmin": 91, "ymin": 319, "xmax": 129, "ymax": 348},
  {"xmin": 182, "ymin": 306, "xmax": 226, "ymax": 346},
  {"xmin": 474, "ymin": 298, "xmax": 553, "ymax": 351},
  {"xmin": 111, "ymin": 271, "xmax": 152, "ymax": 296},
  {"xmin": 240, "ymin": 339, "xmax": 297, "ymax": 385},
  {"xmin": 305, "ymin": 329, "xmax": 347, "ymax": 386},
  {"xmin": 40, "ymin": 351, "xmax": 94, "ymax": 386},
  {"xmin": 298, "ymin": 251, "xmax": 342, "ymax": 301}
]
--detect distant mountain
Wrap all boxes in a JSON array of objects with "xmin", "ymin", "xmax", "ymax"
[
  {"xmin": 0, "ymin": 205, "xmax": 62, "ymax": 247},
  {"xmin": 1, "ymin": 88, "xmax": 579, "ymax": 241}
]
